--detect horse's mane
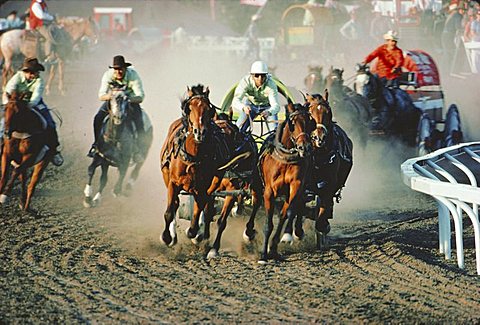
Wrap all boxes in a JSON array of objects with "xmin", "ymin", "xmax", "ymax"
[{"xmin": 181, "ymin": 84, "xmax": 209, "ymax": 109}]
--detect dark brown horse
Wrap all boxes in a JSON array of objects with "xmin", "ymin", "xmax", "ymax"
[
  {"xmin": 258, "ymin": 101, "xmax": 315, "ymax": 264},
  {"xmin": 0, "ymin": 17, "xmax": 99, "ymax": 95},
  {"xmin": 324, "ymin": 66, "xmax": 370, "ymax": 148},
  {"xmin": 0, "ymin": 91, "xmax": 53, "ymax": 211},
  {"xmin": 160, "ymin": 85, "xmax": 228, "ymax": 247},
  {"xmin": 300, "ymin": 92, "xmax": 353, "ymax": 249},
  {"xmin": 202, "ymin": 113, "xmax": 263, "ymax": 259}
]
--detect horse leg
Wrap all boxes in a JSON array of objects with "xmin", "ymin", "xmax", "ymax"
[
  {"xmin": 243, "ymin": 182, "xmax": 262, "ymax": 242},
  {"xmin": 23, "ymin": 162, "xmax": 48, "ymax": 212},
  {"xmin": 84, "ymin": 156, "xmax": 102, "ymax": 208},
  {"xmin": 207, "ymin": 194, "xmax": 235, "ymax": 259},
  {"xmin": 113, "ymin": 163, "xmax": 127, "ymax": 197},
  {"xmin": 259, "ymin": 187, "xmax": 275, "ymax": 264},
  {"xmin": 18, "ymin": 169, "xmax": 27, "ymax": 210},
  {"xmin": 315, "ymin": 195, "xmax": 333, "ymax": 250},
  {"xmin": 58, "ymin": 60, "xmax": 65, "ymax": 96},
  {"xmin": 202, "ymin": 196, "xmax": 215, "ymax": 243},
  {"xmin": 0, "ymin": 153, "xmax": 11, "ymax": 204},
  {"xmin": 186, "ymin": 193, "xmax": 208, "ymax": 244},
  {"xmin": 95, "ymin": 162, "xmax": 109, "ymax": 205},
  {"xmin": 161, "ymin": 183, "xmax": 180, "ymax": 247},
  {"xmin": 45, "ymin": 64, "xmax": 55, "ymax": 96}
]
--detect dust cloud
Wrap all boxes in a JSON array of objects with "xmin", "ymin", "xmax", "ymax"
[{"xmin": 37, "ymin": 0, "xmax": 477, "ymax": 257}]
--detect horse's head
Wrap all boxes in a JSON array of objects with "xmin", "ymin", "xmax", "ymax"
[
  {"xmin": 306, "ymin": 91, "xmax": 333, "ymax": 149},
  {"xmin": 304, "ymin": 65, "xmax": 324, "ymax": 93},
  {"xmin": 182, "ymin": 84, "xmax": 214, "ymax": 143},
  {"xmin": 354, "ymin": 63, "xmax": 377, "ymax": 100},
  {"xmin": 325, "ymin": 66, "xmax": 344, "ymax": 98},
  {"xmin": 85, "ymin": 16, "xmax": 100, "ymax": 44},
  {"xmin": 283, "ymin": 100, "xmax": 315, "ymax": 157},
  {"xmin": 108, "ymin": 85, "xmax": 128, "ymax": 126}
]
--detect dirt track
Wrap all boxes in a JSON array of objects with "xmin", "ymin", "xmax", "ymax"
[{"xmin": 1, "ymin": 39, "xmax": 480, "ymax": 323}]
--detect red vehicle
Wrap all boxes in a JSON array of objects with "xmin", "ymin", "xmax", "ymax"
[{"xmin": 93, "ymin": 7, "xmax": 133, "ymax": 39}]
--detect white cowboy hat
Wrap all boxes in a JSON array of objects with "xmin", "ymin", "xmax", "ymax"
[
  {"xmin": 383, "ymin": 30, "xmax": 399, "ymax": 41},
  {"xmin": 449, "ymin": 4, "xmax": 458, "ymax": 11}
]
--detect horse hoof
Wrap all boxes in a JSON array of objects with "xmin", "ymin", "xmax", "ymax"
[
  {"xmin": 161, "ymin": 231, "xmax": 177, "ymax": 247},
  {"xmin": 294, "ymin": 229, "xmax": 305, "ymax": 241},
  {"xmin": 316, "ymin": 231, "xmax": 327, "ymax": 250},
  {"xmin": 0, "ymin": 194, "xmax": 7, "ymax": 204},
  {"xmin": 258, "ymin": 259, "xmax": 268, "ymax": 265},
  {"xmin": 191, "ymin": 233, "xmax": 203, "ymax": 245},
  {"xmin": 243, "ymin": 229, "xmax": 256, "ymax": 242},
  {"xmin": 207, "ymin": 248, "xmax": 219, "ymax": 259},
  {"xmin": 280, "ymin": 233, "xmax": 293, "ymax": 244},
  {"xmin": 83, "ymin": 196, "xmax": 93, "ymax": 208}
]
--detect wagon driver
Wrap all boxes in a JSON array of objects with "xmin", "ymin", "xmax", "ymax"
[
  {"xmin": 232, "ymin": 60, "xmax": 280, "ymax": 133},
  {"xmin": 361, "ymin": 30, "xmax": 404, "ymax": 132}
]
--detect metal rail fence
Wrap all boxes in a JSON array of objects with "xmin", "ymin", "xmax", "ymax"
[{"xmin": 401, "ymin": 142, "xmax": 480, "ymax": 275}]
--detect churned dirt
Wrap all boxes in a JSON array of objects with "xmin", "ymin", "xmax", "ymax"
[{"xmin": 1, "ymin": 22, "xmax": 480, "ymax": 325}]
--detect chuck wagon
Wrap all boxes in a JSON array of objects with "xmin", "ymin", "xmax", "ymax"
[{"xmin": 353, "ymin": 49, "xmax": 463, "ymax": 155}]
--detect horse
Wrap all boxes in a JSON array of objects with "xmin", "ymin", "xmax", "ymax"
[
  {"xmin": 160, "ymin": 85, "xmax": 231, "ymax": 247},
  {"xmin": 0, "ymin": 16, "xmax": 99, "ymax": 95},
  {"xmin": 83, "ymin": 85, "xmax": 153, "ymax": 208},
  {"xmin": 353, "ymin": 63, "xmax": 422, "ymax": 146},
  {"xmin": 304, "ymin": 65, "xmax": 325, "ymax": 94},
  {"xmin": 0, "ymin": 91, "xmax": 53, "ymax": 211},
  {"xmin": 325, "ymin": 66, "xmax": 371, "ymax": 148},
  {"xmin": 299, "ymin": 92, "xmax": 353, "ymax": 249},
  {"xmin": 201, "ymin": 113, "xmax": 263, "ymax": 259},
  {"xmin": 257, "ymin": 100, "xmax": 315, "ymax": 264}
]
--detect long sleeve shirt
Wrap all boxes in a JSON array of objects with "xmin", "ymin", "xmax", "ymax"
[
  {"xmin": 232, "ymin": 74, "xmax": 280, "ymax": 115},
  {"xmin": 98, "ymin": 68, "xmax": 145, "ymax": 102},
  {"xmin": 364, "ymin": 44, "xmax": 404, "ymax": 80},
  {"xmin": 31, "ymin": 1, "xmax": 54, "ymax": 21},
  {"xmin": 3, "ymin": 71, "xmax": 44, "ymax": 107}
]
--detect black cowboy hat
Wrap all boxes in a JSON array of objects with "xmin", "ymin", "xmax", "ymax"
[
  {"xmin": 109, "ymin": 55, "xmax": 131, "ymax": 69},
  {"xmin": 21, "ymin": 57, "xmax": 45, "ymax": 72}
]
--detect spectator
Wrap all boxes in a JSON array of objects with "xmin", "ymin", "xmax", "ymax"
[
  {"xmin": 5, "ymin": 10, "xmax": 24, "ymax": 29},
  {"xmin": 370, "ymin": 10, "xmax": 394, "ymax": 43},
  {"xmin": 245, "ymin": 14, "xmax": 260, "ymax": 60},
  {"xmin": 442, "ymin": 4, "xmax": 465, "ymax": 70}
]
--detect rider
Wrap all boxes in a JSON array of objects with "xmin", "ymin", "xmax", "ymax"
[
  {"xmin": 2, "ymin": 57, "xmax": 63, "ymax": 166},
  {"xmin": 87, "ymin": 55, "xmax": 146, "ymax": 161},
  {"xmin": 362, "ymin": 30, "xmax": 404, "ymax": 132},
  {"xmin": 28, "ymin": 0, "xmax": 56, "ymax": 64},
  {"xmin": 232, "ymin": 60, "xmax": 280, "ymax": 133}
]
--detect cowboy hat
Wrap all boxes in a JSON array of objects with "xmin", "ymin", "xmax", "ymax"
[
  {"xmin": 109, "ymin": 55, "xmax": 131, "ymax": 69},
  {"xmin": 21, "ymin": 57, "xmax": 45, "ymax": 72},
  {"xmin": 383, "ymin": 30, "xmax": 399, "ymax": 41}
]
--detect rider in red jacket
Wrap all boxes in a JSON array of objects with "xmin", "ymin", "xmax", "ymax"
[
  {"xmin": 28, "ymin": 0, "xmax": 56, "ymax": 63},
  {"xmin": 363, "ymin": 30, "xmax": 404, "ymax": 85},
  {"xmin": 362, "ymin": 30, "xmax": 404, "ymax": 132}
]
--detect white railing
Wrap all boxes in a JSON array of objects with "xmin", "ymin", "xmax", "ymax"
[{"xmin": 401, "ymin": 142, "xmax": 480, "ymax": 275}]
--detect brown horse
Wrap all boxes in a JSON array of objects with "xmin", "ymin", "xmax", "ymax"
[
  {"xmin": 304, "ymin": 64, "xmax": 325, "ymax": 94},
  {"xmin": 284, "ymin": 92, "xmax": 353, "ymax": 249},
  {"xmin": 0, "ymin": 17, "xmax": 99, "ymax": 95},
  {"xmin": 0, "ymin": 91, "xmax": 53, "ymax": 211},
  {"xmin": 160, "ymin": 85, "xmax": 229, "ymax": 247},
  {"xmin": 258, "ymin": 100, "xmax": 315, "ymax": 264},
  {"xmin": 202, "ymin": 113, "xmax": 263, "ymax": 259}
]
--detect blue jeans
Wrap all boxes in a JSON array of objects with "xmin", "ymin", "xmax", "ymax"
[
  {"xmin": 34, "ymin": 98, "xmax": 56, "ymax": 129},
  {"xmin": 235, "ymin": 103, "xmax": 278, "ymax": 133}
]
